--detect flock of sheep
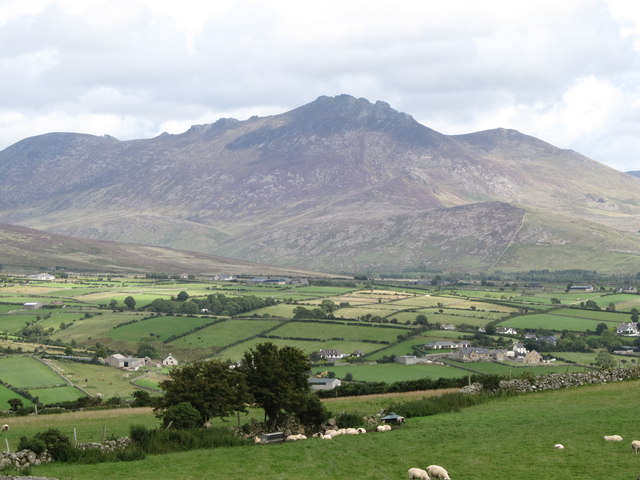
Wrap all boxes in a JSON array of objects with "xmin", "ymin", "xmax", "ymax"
[{"xmin": 602, "ymin": 435, "xmax": 640, "ymax": 454}]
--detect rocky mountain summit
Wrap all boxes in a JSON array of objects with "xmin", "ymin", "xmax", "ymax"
[{"xmin": 1, "ymin": 94, "xmax": 639, "ymax": 273}]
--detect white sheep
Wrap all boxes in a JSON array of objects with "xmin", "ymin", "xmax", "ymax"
[
  {"xmin": 345, "ymin": 428, "xmax": 359, "ymax": 435},
  {"xmin": 356, "ymin": 427, "xmax": 366, "ymax": 434},
  {"xmin": 554, "ymin": 443, "xmax": 564, "ymax": 449},
  {"xmin": 427, "ymin": 465, "xmax": 451, "ymax": 480},
  {"xmin": 321, "ymin": 434, "xmax": 333, "ymax": 440},
  {"xmin": 631, "ymin": 440, "xmax": 640, "ymax": 453},
  {"xmin": 376, "ymin": 424, "xmax": 392, "ymax": 432},
  {"xmin": 286, "ymin": 434, "xmax": 307, "ymax": 441},
  {"xmin": 1, "ymin": 424, "xmax": 8, "ymax": 432},
  {"xmin": 603, "ymin": 435, "xmax": 623, "ymax": 441},
  {"xmin": 407, "ymin": 467, "xmax": 430, "ymax": 480},
  {"xmin": 254, "ymin": 436, "xmax": 262, "ymax": 444}
]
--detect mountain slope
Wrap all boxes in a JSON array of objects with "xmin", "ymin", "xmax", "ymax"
[
  {"xmin": 1, "ymin": 94, "xmax": 639, "ymax": 273},
  {"xmin": 0, "ymin": 223, "xmax": 329, "ymax": 277}
]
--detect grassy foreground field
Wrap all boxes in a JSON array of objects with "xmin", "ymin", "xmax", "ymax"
[{"xmin": 31, "ymin": 379, "xmax": 640, "ymax": 479}]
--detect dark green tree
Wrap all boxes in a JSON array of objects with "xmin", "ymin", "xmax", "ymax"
[
  {"xmin": 595, "ymin": 323, "xmax": 608, "ymax": 335},
  {"xmin": 176, "ymin": 291, "xmax": 189, "ymax": 302},
  {"xmin": 631, "ymin": 308, "xmax": 639, "ymax": 322},
  {"xmin": 238, "ymin": 342, "xmax": 311, "ymax": 426},
  {"xmin": 136, "ymin": 342, "xmax": 159, "ymax": 359},
  {"xmin": 132, "ymin": 390, "xmax": 153, "ymax": 407},
  {"xmin": 415, "ymin": 314, "xmax": 429, "ymax": 326},
  {"xmin": 158, "ymin": 360, "xmax": 252, "ymax": 422},
  {"xmin": 8, "ymin": 398, "xmax": 23, "ymax": 412},
  {"xmin": 124, "ymin": 296, "xmax": 136, "ymax": 310}
]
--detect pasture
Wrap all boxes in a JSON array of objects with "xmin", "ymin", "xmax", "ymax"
[
  {"xmin": 324, "ymin": 363, "xmax": 469, "ymax": 382},
  {"xmin": 31, "ymin": 379, "xmax": 640, "ymax": 479},
  {"xmin": 0, "ymin": 357, "xmax": 65, "ymax": 389}
]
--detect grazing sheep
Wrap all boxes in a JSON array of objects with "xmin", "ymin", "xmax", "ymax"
[
  {"xmin": 631, "ymin": 440, "xmax": 640, "ymax": 453},
  {"xmin": 426, "ymin": 465, "xmax": 451, "ymax": 480},
  {"xmin": 1, "ymin": 424, "xmax": 8, "ymax": 432},
  {"xmin": 286, "ymin": 434, "xmax": 307, "ymax": 441},
  {"xmin": 345, "ymin": 428, "xmax": 359, "ymax": 435},
  {"xmin": 376, "ymin": 424, "xmax": 392, "ymax": 432},
  {"xmin": 603, "ymin": 435, "xmax": 623, "ymax": 441},
  {"xmin": 356, "ymin": 427, "xmax": 366, "ymax": 434},
  {"xmin": 407, "ymin": 467, "xmax": 430, "ymax": 480},
  {"xmin": 554, "ymin": 444, "xmax": 564, "ymax": 449}
]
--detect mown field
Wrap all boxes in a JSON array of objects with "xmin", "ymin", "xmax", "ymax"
[{"xmin": 29, "ymin": 379, "xmax": 640, "ymax": 479}]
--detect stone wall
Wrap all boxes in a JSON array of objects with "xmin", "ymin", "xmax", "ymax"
[{"xmin": 461, "ymin": 366, "xmax": 640, "ymax": 394}]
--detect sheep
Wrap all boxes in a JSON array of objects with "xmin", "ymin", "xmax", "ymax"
[
  {"xmin": 345, "ymin": 428, "xmax": 359, "ymax": 435},
  {"xmin": 321, "ymin": 434, "xmax": 333, "ymax": 440},
  {"xmin": 631, "ymin": 440, "xmax": 640, "ymax": 453},
  {"xmin": 1, "ymin": 424, "xmax": 8, "ymax": 432},
  {"xmin": 376, "ymin": 424, "xmax": 392, "ymax": 432},
  {"xmin": 426, "ymin": 465, "xmax": 451, "ymax": 480},
  {"xmin": 554, "ymin": 443, "xmax": 564, "ymax": 449},
  {"xmin": 254, "ymin": 436, "xmax": 262, "ymax": 444},
  {"xmin": 407, "ymin": 467, "xmax": 430, "ymax": 480},
  {"xmin": 286, "ymin": 434, "xmax": 307, "ymax": 441},
  {"xmin": 356, "ymin": 427, "xmax": 366, "ymax": 434},
  {"xmin": 603, "ymin": 435, "xmax": 623, "ymax": 441}
]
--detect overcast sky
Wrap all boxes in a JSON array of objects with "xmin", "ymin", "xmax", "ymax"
[{"xmin": 1, "ymin": 0, "xmax": 639, "ymax": 171}]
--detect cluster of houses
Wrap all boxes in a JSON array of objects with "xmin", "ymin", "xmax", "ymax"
[
  {"xmin": 317, "ymin": 349, "xmax": 364, "ymax": 360},
  {"xmin": 104, "ymin": 353, "xmax": 178, "ymax": 371}
]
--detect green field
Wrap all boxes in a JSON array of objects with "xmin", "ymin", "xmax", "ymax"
[
  {"xmin": 0, "ymin": 357, "xmax": 66, "ymax": 388},
  {"xmin": 0, "ymin": 384, "xmax": 32, "ymax": 410},
  {"xmin": 29, "ymin": 385, "xmax": 86, "ymax": 405},
  {"xmin": 107, "ymin": 315, "xmax": 215, "ymax": 342},
  {"xmin": 30, "ymin": 379, "xmax": 640, "ymax": 479},
  {"xmin": 269, "ymin": 321, "xmax": 410, "ymax": 342}
]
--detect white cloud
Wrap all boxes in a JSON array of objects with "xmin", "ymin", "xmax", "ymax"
[{"xmin": 0, "ymin": 0, "xmax": 639, "ymax": 170}]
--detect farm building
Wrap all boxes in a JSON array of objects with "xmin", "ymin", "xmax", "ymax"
[
  {"xmin": 522, "ymin": 350, "xmax": 543, "ymax": 364},
  {"xmin": 569, "ymin": 285, "xmax": 594, "ymax": 292},
  {"xmin": 455, "ymin": 347, "xmax": 505, "ymax": 362},
  {"xmin": 496, "ymin": 326, "xmax": 518, "ymax": 335},
  {"xmin": 318, "ymin": 349, "xmax": 346, "ymax": 360},
  {"xmin": 23, "ymin": 302, "xmax": 42, "ymax": 310},
  {"xmin": 105, "ymin": 354, "xmax": 146, "ymax": 371},
  {"xmin": 424, "ymin": 341, "xmax": 470, "ymax": 350},
  {"xmin": 617, "ymin": 322, "xmax": 639, "ymax": 335},
  {"xmin": 308, "ymin": 377, "xmax": 341, "ymax": 391},
  {"xmin": 162, "ymin": 353, "xmax": 178, "ymax": 366}
]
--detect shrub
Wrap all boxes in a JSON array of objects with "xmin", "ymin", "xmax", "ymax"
[
  {"xmin": 335, "ymin": 411, "xmax": 363, "ymax": 428},
  {"xmin": 161, "ymin": 402, "xmax": 202, "ymax": 429},
  {"xmin": 130, "ymin": 426, "xmax": 250, "ymax": 454},
  {"xmin": 17, "ymin": 436, "xmax": 46, "ymax": 454}
]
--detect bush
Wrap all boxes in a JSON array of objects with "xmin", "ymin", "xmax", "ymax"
[
  {"xmin": 335, "ymin": 411, "xmax": 363, "ymax": 428},
  {"xmin": 17, "ymin": 436, "xmax": 46, "ymax": 454},
  {"xmin": 130, "ymin": 426, "xmax": 250, "ymax": 455},
  {"xmin": 161, "ymin": 402, "xmax": 202, "ymax": 429}
]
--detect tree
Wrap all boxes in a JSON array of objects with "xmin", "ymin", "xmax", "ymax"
[
  {"xmin": 595, "ymin": 323, "xmax": 608, "ymax": 335},
  {"xmin": 238, "ymin": 342, "xmax": 311, "ymax": 427},
  {"xmin": 550, "ymin": 298, "xmax": 561, "ymax": 304},
  {"xmin": 64, "ymin": 346, "xmax": 73, "ymax": 356},
  {"xmin": 415, "ymin": 314, "xmax": 429, "ymax": 326},
  {"xmin": 585, "ymin": 299, "xmax": 600, "ymax": 310},
  {"xmin": 631, "ymin": 308, "xmax": 639, "ymax": 323},
  {"xmin": 158, "ymin": 360, "xmax": 251, "ymax": 422},
  {"xmin": 594, "ymin": 350, "xmax": 616, "ymax": 369},
  {"xmin": 136, "ymin": 342, "xmax": 159, "ymax": 359},
  {"xmin": 131, "ymin": 390, "xmax": 153, "ymax": 407},
  {"xmin": 108, "ymin": 299, "xmax": 118, "ymax": 310},
  {"xmin": 176, "ymin": 291, "xmax": 189, "ymax": 302},
  {"xmin": 8, "ymin": 398, "xmax": 23, "ymax": 412},
  {"xmin": 124, "ymin": 296, "xmax": 136, "ymax": 310}
]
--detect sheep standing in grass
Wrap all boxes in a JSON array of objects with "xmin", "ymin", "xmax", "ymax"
[
  {"xmin": 407, "ymin": 467, "xmax": 430, "ymax": 480},
  {"xmin": 631, "ymin": 440, "xmax": 640, "ymax": 453},
  {"xmin": 554, "ymin": 444, "xmax": 564, "ymax": 449},
  {"xmin": 1, "ymin": 424, "xmax": 8, "ymax": 432},
  {"xmin": 427, "ymin": 465, "xmax": 451, "ymax": 480},
  {"xmin": 603, "ymin": 435, "xmax": 623, "ymax": 441}
]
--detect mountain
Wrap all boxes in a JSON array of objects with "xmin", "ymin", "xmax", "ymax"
[
  {"xmin": 627, "ymin": 171, "xmax": 640, "ymax": 178},
  {"xmin": 1, "ymin": 94, "xmax": 640, "ymax": 273},
  {"xmin": 0, "ymin": 223, "xmax": 330, "ymax": 277}
]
